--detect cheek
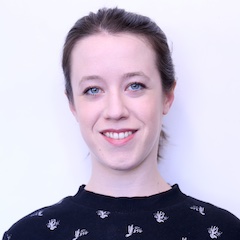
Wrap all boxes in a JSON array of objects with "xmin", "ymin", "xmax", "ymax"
[
  {"xmin": 77, "ymin": 109, "xmax": 95, "ymax": 146},
  {"xmin": 138, "ymin": 95, "xmax": 163, "ymax": 120},
  {"xmin": 146, "ymin": 105, "xmax": 164, "ymax": 141},
  {"xmin": 76, "ymin": 102, "xmax": 102, "ymax": 130},
  {"xmin": 72, "ymin": 101, "xmax": 90, "ymax": 124},
  {"xmin": 78, "ymin": 110, "xmax": 93, "ymax": 127},
  {"xmin": 147, "ymin": 108, "xmax": 163, "ymax": 128}
]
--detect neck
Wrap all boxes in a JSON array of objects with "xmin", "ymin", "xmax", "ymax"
[{"xmin": 85, "ymin": 158, "xmax": 171, "ymax": 197}]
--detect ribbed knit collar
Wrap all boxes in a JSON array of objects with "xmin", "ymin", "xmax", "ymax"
[{"xmin": 72, "ymin": 184, "xmax": 187, "ymax": 212}]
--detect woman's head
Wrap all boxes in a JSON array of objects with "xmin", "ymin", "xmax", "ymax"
[
  {"xmin": 62, "ymin": 8, "xmax": 175, "ymax": 104},
  {"xmin": 62, "ymin": 8, "xmax": 176, "ymax": 161}
]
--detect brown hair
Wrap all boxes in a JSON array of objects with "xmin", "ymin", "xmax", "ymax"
[{"xmin": 62, "ymin": 7, "xmax": 176, "ymax": 159}]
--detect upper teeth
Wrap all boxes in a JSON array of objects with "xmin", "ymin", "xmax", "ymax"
[{"xmin": 104, "ymin": 131, "xmax": 133, "ymax": 140}]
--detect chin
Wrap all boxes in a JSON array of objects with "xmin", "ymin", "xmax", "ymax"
[{"xmin": 101, "ymin": 157, "xmax": 144, "ymax": 172}]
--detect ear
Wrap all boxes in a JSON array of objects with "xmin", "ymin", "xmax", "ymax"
[
  {"xmin": 163, "ymin": 81, "xmax": 176, "ymax": 115},
  {"xmin": 66, "ymin": 92, "xmax": 78, "ymax": 122},
  {"xmin": 69, "ymin": 101, "xmax": 80, "ymax": 123},
  {"xmin": 65, "ymin": 92, "xmax": 78, "ymax": 121}
]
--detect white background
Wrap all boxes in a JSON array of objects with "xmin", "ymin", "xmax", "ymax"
[{"xmin": 1, "ymin": 0, "xmax": 240, "ymax": 235}]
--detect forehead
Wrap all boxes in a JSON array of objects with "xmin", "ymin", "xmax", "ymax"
[
  {"xmin": 74, "ymin": 32, "xmax": 155, "ymax": 55},
  {"xmin": 70, "ymin": 33, "xmax": 157, "ymax": 73}
]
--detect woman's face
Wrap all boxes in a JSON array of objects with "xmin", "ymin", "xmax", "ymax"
[{"xmin": 70, "ymin": 33, "xmax": 174, "ymax": 172}]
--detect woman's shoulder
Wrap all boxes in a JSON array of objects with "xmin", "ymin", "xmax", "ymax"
[
  {"xmin": 183, "ymin": 192, "xmax": 239, "ymax": 222},
  {"xmin": 174, "ymin": 187, "xmax": 240, "ymax": 238},
  {"xmin": 2, "ymin": 195, "xmax": 77, "ymax": 240},
  {"xmin": 166, "ymin": 185, "xmax": 239, "ymax": 221}
]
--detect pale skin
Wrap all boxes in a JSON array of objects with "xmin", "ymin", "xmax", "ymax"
[{"xmin": 69, "ymin": 32, "xmax": 175, "ymax": 197}]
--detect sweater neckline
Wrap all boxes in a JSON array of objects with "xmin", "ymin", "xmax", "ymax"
[{"xmin": 72, "ymin": 184, "xmax": 187, "ymax": 212}]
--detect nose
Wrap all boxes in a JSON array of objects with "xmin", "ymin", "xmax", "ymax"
[{"xmin": 103, "ymin": 91, "xmax": 129, "ymax": 120}]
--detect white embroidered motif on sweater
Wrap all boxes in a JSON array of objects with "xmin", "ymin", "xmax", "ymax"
[
  {"xmin": 190, "ymin": 205, "xmax": 205, "ymax": 215},
  {"xmin": 208, "ymin": 226, "xmax": 222, "ymax": 239},
  {"xmin": 30, "ymin": 210, "xmax": 44, "ymax": 217},
  {"xmin": 125, "ymin": 224, "xmax": 143, "ymax": 237},
  {"xmin": 46, "ymin": 219, "xmax": 60, "ymax": 230},
  {"xmin": 96, "ymin": 210, "xmax": 110, "ymax": 219},
  {"xmin": 154, "ymin": 211, "xmax": 169, "ymax": 223},
  {"xmin": 6, "ymin": 234, "xmax": 11, "ymax": 240},
  {"xmin": 72, "ymin": 229, "xmax": 88, "ymax": 239}
]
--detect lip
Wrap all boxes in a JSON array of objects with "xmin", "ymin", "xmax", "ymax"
[{"xmin": 100, "ymin": 129, "xmax": 137, "ymax": 146}]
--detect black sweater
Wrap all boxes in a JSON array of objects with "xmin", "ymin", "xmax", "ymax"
[{"xmin": 3, "ymin": 185, "xmax": 240, "ymax": 239}]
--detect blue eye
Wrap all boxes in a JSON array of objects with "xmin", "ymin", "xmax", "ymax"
[
  {"xmin": 85, "ymin": 87, "xmax": 101, "ymax": 95},
  {"xmin": 128, "ymin": 82, "xmax": 145, "ymax": 91}
]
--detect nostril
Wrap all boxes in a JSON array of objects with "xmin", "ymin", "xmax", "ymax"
[{"xmin": 103, "ymin": 96, "xmax": 129, "ymax": 120}]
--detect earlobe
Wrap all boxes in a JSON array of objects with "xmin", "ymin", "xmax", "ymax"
[
  {"xmin": 163, "ymin": 82, "xmax": 176, "ymax": 115},
  {"xmin": 65, "ymin": 91, "xmax": 78, "ymax": 120},
  {"xmin": 69, "ymin": 101, "xmax": 78, "ymax": 121}
]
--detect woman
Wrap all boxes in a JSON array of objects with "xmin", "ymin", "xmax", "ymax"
[{"xmin": 3, "ymin": 8, "xmax": 239, "ymax": 240}]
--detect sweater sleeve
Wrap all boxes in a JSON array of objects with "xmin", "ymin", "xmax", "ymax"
[{"xmin": 2, "ymin": 233, "xmax": 6, "ymax": 240}]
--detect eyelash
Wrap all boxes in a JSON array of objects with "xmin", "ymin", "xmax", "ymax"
[
  {"xmin": 127, "ymin": 82, "xmax": 146, "ymax": 91},
  {"xmin": 83, "ymin": 82, "xmax": 146, "ymax": 96},
  {"xmin": 83, "ymin": 86, "xmax": 103, "ymax": 96}
]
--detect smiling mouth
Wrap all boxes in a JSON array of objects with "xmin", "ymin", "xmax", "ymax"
[{"xmin": 102, "ymin": 130, "xmax": 136, "ymax": 140}]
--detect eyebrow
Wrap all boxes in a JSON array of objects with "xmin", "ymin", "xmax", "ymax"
[
  {"xmin": 79, "ymin": 71, "xmax": 150, "ymax": 84},
  {"xmin": 80, "ymin": 75, "xmax": 103, "ymax": 83},
  {"xmin": 122, "ymin": 71, "xmax": 150, "ymax": 80}
]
